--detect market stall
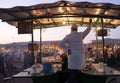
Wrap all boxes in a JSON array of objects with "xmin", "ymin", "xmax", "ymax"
[
  {"xmin": 0, "ymin": 1, "xmax": 120, "ymax": 63},
  {"xmin": 0, "ymin": 1, "xmax": 120, "ymax": 83}
]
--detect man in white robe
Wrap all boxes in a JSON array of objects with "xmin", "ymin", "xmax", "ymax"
[{"xmin": 60, "ymin": 19, "xmax": 92, "ymax": 83}]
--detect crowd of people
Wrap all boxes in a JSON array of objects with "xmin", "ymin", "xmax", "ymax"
[
  {"xmin": 0, "ymin": 39, "xmax": 120, "ymax": 83},
  {"xmin": 105, "ymin": 48, "xmax": 120, "ymax": 67},
  {"xmin": 0, "ymin": 43, "xmax": 63, "ymax": 77},
  {"xmin": 85, "ymin": 47, "xmax": 120, "ymax": 68}
]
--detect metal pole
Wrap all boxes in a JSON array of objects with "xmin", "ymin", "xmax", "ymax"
[
  {"xmin": 39, "ymin": 26, "xmax": 42, "ymax": 64},
  {"xmin": 95, "ymin": 27, "xmax": 99, "ymax": 62},
  {"xmin": 95, "ymin": 18, "xmax": 99, "ymax": 62},
  {"xmin": 101, "ymin": 18, "xmax": 105, "ymax": 63},
  {"xmin": 31, "ymin": 26, "xmax": 35, "ymax": 65}
]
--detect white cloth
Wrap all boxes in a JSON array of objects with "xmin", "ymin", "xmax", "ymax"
[{"xmin": 60, "ymin": 27, "xmax": 91, "ymax": 70}]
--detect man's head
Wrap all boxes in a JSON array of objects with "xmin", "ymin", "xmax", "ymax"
[{"xmin": 71, "ymin": 24, "xmax": 78, "ymax": 31}]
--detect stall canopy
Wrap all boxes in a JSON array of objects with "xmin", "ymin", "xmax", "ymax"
[
  {"xmin": 0, "ymin": 1, "xmax": 120, "ymax": 29},
  {"xmin": 0, "ymin": 1, "xmax": 120, "ymax": 63}
]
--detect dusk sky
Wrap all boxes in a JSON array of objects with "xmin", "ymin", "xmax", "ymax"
[{"xmin": 0, "ymin": 0, "xmax": 120, "ymax": 44}]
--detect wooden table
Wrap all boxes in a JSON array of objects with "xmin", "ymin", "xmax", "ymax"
[
  {"xmin": 12, "ymin": 67, "xmax": 43, "ymax": 83},
  {"xmin": 81, "ymin": 64, "xmax": 120, "ymax": 83},
  {"xmin": 12, "ymin": 63, "xmax": 60, "ymax": 83}
]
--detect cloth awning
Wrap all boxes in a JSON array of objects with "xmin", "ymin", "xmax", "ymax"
[{"xmin": 0, "ymin": 1, "xmax": 120, "ymax": 29}]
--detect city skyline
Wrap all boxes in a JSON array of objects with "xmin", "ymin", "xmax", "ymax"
[{"xmin": 0, "ymin": 0, "xmax": 120, "ymax": 44}]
